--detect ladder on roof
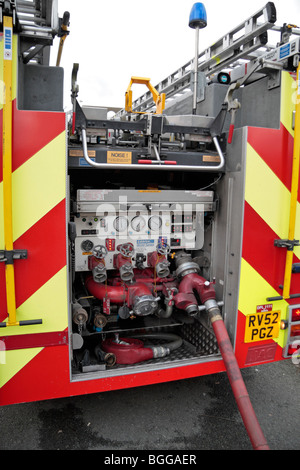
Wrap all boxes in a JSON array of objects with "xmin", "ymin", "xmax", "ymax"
[
  {"xmin": 115, "ymin": 2, "xmax": 299, "ymax": 117},
  {"xmin": 15, "ymin": 0, "xmax": 59, "ymax": 39},
  {"xmin": 3, "ymin": 0, "xmax": 60, "ymax": 64}
]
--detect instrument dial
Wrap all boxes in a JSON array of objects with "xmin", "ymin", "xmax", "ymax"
[
  {"xmin": 81, "ymin": 240, "xmax": 94, "ymax": 252},
  {"xmin": 148, "ymin": 215, "xmax": 162, "ymax": 231},
  {"xmin": 131, "ymin": 215, "xmax": 146, "ymax": 232},
  {"xmin": 113, "ymin": 216, "xmax": 128, "ymax": 232}
]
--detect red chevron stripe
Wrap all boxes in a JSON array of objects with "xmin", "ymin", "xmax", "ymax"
[
  {"xmin": 0, "ymin": 199, "xmax": 66, "ymax": 321},
  {"xmin": 0, "ymin": 102, "xmax": 65, "ymax": 182},
  {"xmin": 242, "ymin": 201, "xmax": 300, "ymax": 297},
  {"xmin": 248, "ymin": 124, "xmax": 295, "ymax": 194},
  {"xmin": 12, "ymin": 102, "xmax": 65, "ymax": 174}
]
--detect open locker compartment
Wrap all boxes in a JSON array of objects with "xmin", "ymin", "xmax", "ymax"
[{"xmin": 67, "ymin": 127, "xmax": 246, "ymax": 381}]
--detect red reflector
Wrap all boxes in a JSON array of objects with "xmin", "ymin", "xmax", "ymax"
[
  {"xmin": 291, "ymin": 307, "xmax": 300, "ymax": 322},
  {"xmin": 105, "ymin": 238, "xmax": 116, "ymax": 251},
  {"xmin": 291, "ymin": 325, "xmax": 300, "ymax": 337},
  {"xmin": 288, "ymin": 343, "xmax": 300, "ymax": 355}
]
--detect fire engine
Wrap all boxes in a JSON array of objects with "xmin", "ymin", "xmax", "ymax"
[{"xmin": 1, "ymin": 0, "xmax": 300, "ymax": 450}]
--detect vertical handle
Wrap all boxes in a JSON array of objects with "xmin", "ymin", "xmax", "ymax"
[
  {"xmin": 282, "ymin": 63, "xmax": 300, "ymax": 299},
  {"xmin": 2, "ymin": 15, "xmax": 17, "ymax": 326}
]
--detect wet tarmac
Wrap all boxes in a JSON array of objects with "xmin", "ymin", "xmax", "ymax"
[{"xmin": 0, "ymin": 359, "xmax": 299, "ymax": 451}]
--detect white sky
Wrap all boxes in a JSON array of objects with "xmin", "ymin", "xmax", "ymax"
[{"xmin": 50, "ymin": 0, "xmax": 300, "ymax": 110}]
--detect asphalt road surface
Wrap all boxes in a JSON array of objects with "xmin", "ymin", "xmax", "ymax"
[{"xmin": 0, "ymin": 359, "xmax": 299, "ymax": 451}]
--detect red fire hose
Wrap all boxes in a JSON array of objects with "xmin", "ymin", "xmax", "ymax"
[
  {"xmin": 207, "ymin": 304, "xmax": 270, "ymax": 450},
  {"xmin": 102, "ymin": 333, "xmax": 183, "ymax": 364},
  {"xmin": 172, "ymin": 265, "xmax": 270, "ymax": 450}
]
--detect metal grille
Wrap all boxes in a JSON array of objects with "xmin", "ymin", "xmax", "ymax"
[
  {"xmin": 72, "ymin": 320, "xmax": 220, "ymax": 377},
  {"xmin": 180, "ymin": 320, "xmax": 219, "ymax": 356}
]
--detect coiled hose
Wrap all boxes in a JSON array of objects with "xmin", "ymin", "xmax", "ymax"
[
  {"xmin": 102, "ymin": 333, "xmax": 182, "ymax": 364},
  {"xmin": 132, "ymin": 333, "xmax": 183, "ymax": 351}
]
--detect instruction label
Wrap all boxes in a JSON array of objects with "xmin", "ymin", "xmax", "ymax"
[
  {"xmin": 107, "ymin": 151, "xmax": 132, "ymax": 165},
  {"xmin": 202, "ymin": 155, "xmax": 220, "ymax": 163},
  {"xmin": 4, "ymin": 27, "xmax": 12, "ymax": 60}
]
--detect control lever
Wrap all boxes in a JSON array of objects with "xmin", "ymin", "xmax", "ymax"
[
  {"xmin": 93, "ymin": 245, "xmax": 107, "ymax": 259},
  {"xmin": 118, "ymin": 243, "xmax": 134, "ymax": 258}
]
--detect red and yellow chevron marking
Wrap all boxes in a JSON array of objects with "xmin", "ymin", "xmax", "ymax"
[
  {"xmin": 0, "ymin": 34, "xmax": 68, "ymax": 397},
  {"xmin": 236, "ymin": 71, "xmax": 299, "ymax": 366}
]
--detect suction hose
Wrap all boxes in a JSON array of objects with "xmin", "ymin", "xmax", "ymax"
[
  {"xmin": 205, "ymin": 300, "xmax": 270, "ymax": 451},
  {"xmin": 132, "ymin": 333, "xmax": 183, "ymax": 352},
  {"xmin": 102, "ymin": 333, "xmax": 182, "ymax": 364}
]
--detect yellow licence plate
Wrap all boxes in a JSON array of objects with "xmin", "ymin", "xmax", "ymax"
[{"xmin": 244, "ymin": 311, "xmax": 280, "ymax": 343}]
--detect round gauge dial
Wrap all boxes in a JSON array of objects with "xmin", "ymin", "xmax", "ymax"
[
  {"xmin": 113, "ymin": 216, "xmax": 128, "ymax": 232},
  {"xmin": 148, "ymin": 215, "xmax": 162, "ymax": 231},
  {"xmin": 131, "ymin": 215, "xmax": 146, "ymax": 232},
  {"xmin": 81, "ymin": 239, "xmax": 94, "ymax": 252}
]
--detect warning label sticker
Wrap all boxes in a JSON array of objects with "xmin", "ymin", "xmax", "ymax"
[
  {"xmin": 4, "ymin": 27, "xmax": 12, "ymax": 60},
  {"xmin": 107, "ymin": 151, "xmax": 132, "ymax": 164}
]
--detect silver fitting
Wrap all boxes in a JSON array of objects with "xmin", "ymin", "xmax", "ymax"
[
  {"xmin": 175, "ymin": 251, "xmax": 200, "ymax": 279},
  {"xmin": 72, "ymin": 303, "xmax": 88, "ymax": 325},
  {"xmin": 133, "ymin": 295, "xmax": 159, "ymax": 316},
  {"xmin": 156, "ymin": 260, "xmax": 170, "ymax": 278},
  {"xmin": 150, "ymin": 346, "xmax": 170, "ymax": 358},
  {"xmin": 92, "ymin": 263, "xmax": 107, "ymax": 283},
  {"xmin": 119, "ymin": 262, "xmax": 134, "ymax": 282}
]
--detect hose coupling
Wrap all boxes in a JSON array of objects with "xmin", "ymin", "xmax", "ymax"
[{"xmin": 204, "ymin": 299, "xmax": 223, "ymax": 323}]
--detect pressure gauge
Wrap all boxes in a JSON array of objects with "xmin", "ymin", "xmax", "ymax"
[
  {"xmin": 148, "ymin": 215, "xmax": 162, "ymax": 231},
  {"xmin": 131, "ymin": 215, "xmax": 146, "ymax": 232},
  {"xmin": 81, "ymin": 240, "xmax": 94, "ymax": 252},
  {"xmin": 113, "ymin": 216, "xmax": 128, "ymax": 232}
]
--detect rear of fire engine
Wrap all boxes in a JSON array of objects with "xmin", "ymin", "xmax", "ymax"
[{"xmin": 1, "ymin": 0, "xmax": 300, "ymax": 450}]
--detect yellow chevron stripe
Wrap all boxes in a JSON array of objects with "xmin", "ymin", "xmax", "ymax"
[
  {"xmin": 245, "ymin": 142, "xmax": 300, "ymax": 260},
  {"xmin": 238, "ymin": 258, "xmax": 289, "ymax": 348},
  {"xmin": 0, "ymin": 347, "xmax": 43, "ymax": 388},
  {"xmin": 1, "ymin": 266, "xmax": 68, "ymax": 336},
  {"xmin": 281, "ymin": 71, "xmax": 296, "ymax": 137},
  {"xmin": 0, "ymin": 267, "xmax": 68, "ymax": 388},
  {"xmin": 11, "ymin": 131, "xmax": 66, "ymax": 241},
  {"xmin": 0, "ymin": 131, "xmax": 66, "ymax": 245}
]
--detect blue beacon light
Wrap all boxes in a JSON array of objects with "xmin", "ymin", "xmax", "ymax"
[
  {"xmin": 189, "ymin": 2, "xmax": 207, "ymax": 29},
  {"xmin": 189, "ymin": 3, "xmax": 207, "ymax": 114}
]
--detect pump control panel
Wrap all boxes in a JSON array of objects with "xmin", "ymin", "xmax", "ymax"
[{"xmin": 73, "ymin": 189, "xmax": 215, "ymax": 272}]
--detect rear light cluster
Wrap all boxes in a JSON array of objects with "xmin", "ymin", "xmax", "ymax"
[
  {"xmin": 291, "ymin": 307, "xmax": 300, "ymax": 322},
  {"xmin": 283, "ymin": 305, "xmax": 300, "ymax": 358}
]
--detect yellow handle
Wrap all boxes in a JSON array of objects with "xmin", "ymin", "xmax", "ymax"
[
  {"xmin": 2, "ymin": 15, "xmax": 18, "ymax": 326},
  {"xmin": 282, "ymin": 63, "xmax": 300, "ymax": 299},
  {"xmin": 125, "ymin": 76, "xmax": 165, "ymax": 114}
]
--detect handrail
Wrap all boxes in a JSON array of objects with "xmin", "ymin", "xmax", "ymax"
[{"xmin": 81, "ymin": 128, "xmax": 225, "ymax": 172}]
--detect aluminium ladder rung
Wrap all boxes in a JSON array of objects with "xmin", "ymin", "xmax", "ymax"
[{"xmin": 15, "ymin": 0, "xmax": 59, "ymax": 39}]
